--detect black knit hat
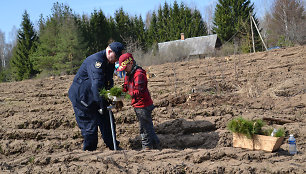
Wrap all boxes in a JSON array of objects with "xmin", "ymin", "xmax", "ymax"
[{"xmin": 109, "ymin": 42, "xmax": 125, "ymax": 59}]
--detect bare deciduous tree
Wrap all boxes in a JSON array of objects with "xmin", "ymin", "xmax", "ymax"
[
  {"xmin": 266, "ymin": 0, "xmax": 305, "ymax": 45},
  {"xmin": 8, "ymin": 26, "xmax": 18, "ymax": 46},
  {"xmin": 0, "ymin": 30, "xmax": 5, "ymax": 68},
  {"xmin": 204, "ymin": 2, "xmax": 216, "ymax": 35},
  {"xmin": 145, "ymin": 11, "xmax": 152, "ymax": 29},
  {"xmin": 0, "ymin": 28, "xmax": 15, "ymax": 69}
]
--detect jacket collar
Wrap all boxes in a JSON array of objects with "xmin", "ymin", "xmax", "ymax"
[{"xmin": 127, "ymin": 64, "xmax": 141, "ymax": 77}]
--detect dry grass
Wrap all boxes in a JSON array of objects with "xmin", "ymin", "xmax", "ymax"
[
  {"xmin": 131, "ymin": 44, "xmax": 190, "ymax": 66},
  {"xmin": 131, "ymin": 42, "xmax": 250, "ymax": 67}
]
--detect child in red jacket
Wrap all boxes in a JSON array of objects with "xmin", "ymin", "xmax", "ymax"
[{"xmin": 117, "ymin": 53, "xmax": 160, "ymax": 150}]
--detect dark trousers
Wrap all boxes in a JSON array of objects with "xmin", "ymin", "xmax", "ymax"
[
  {"xmin": 72, "ymin": 105, "xmax": 119, "ymax": 151},
  {"xmin": 134, "ymin": 105, "xmax": 160, "ymax": 149}
]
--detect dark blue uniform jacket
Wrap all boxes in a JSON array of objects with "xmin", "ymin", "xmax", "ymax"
[{"xmin": 68, "ymin": 50, "xmax": 114, "ymax": 111}]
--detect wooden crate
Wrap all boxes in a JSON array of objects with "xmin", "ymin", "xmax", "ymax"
[
  {"xmin": 253, "ymin": 134, "xmax": 284, "ymax": 152},
  {"xmin": 232, "ymin": 133, "xmax": 254, "ymax": 150},
  {"xmin": 232, "ymin": 133, "xmax": 284, "ymax": 152}
]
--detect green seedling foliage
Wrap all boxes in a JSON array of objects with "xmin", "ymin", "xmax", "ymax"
[
  {"xmin": 99, "ymin": 88, "xmax": 109, "ymax": 99},
  {"xmin": 109, "ymin": 86, "xmax": 123, "ymax": 97},
  {"xmin": 264, "ymin": 128, "xmax": 274, "ymax": 136},
  {"xmin": 275, "ymin": 128, "xmax": 285, "ymax": 137},
  {"xmin": 100, "ymin": 86, "xmax": 124, "ymax": 100},
  {"xmin": 227, "ymin": 117, "xmax": 266, "ymax": 139},
  {"xmin": 263, "ymin": 127, "xmax": 285, "ymax": 137},
  {"xmin": 228, "ymin": 117, "xmax": 253, "ymax": 139},
  {"xmin": 125, "ymin": 93, "xmax": 131, "ymax": 100},
  {"xmin": 252, "ymin": 119, "xmax": 265, "ymax": 135}
]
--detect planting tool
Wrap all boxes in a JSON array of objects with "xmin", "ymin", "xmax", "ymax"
[{"xmin": 107, "ymin": 105, "xmax": 117, "ymax": 150}]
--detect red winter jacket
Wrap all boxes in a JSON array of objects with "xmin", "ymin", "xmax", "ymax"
[{"xmin": 122, "ymin": 67, "xmax": 153, "ymax": 108}]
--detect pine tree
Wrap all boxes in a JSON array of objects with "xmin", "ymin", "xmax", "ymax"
[
  {"xmin": 115, "ymin": 8, "xmax": 147, "ymax": 51},
  {"xmin": 162, "ymin": 2, "xmax": 170, "ymax": 40},
  {"xmin": 156, "ymin": 5, "xmax": 166, "ymax": 42},
  {"xmin": 75, "ymin": 14, "xmax": 91, "ymax": 56},
  {"xmin": 114, "ymin": 8, "xmax": 131, "ymax": 43},
  {"xmin": 213, "ymin": 0, "xmax": 237, "ymax": 42},
  {"xmin": 190, "ymin": 9, "xmax": 207, "ymax": 37},
  {"xmin": 32, "ymin": 3, "xmax": 86, "ymax": 75},
  {"xmin": 147, "ymin": 11, "xmax": 158, "ymax": 46},
  {"xmin": 213, "ymin": 0, "xmax": 261, "ymax": 52},
  {"xmin": 131, "ymin": 15, "xmax": 146, "ymax": 51},
  {"xmin": 169, "ymin": 1, "xmax": 181, "ymax": 40},
  {"xmin": 178, "ymin": 2, "xmax": 188, "ymax": 37},
  {"xmin": 87, "ymin": 10, "xmax": 110, "ymax": 54},
  {"xmin": 181, "ymin": 4, "xmax": 193, "ymax": 38},
  {"xmin": 147, "ymin": 1, "xmax": 207, "ymax": 45},
  {"xmin": 10, "ymin": 11, "xmax": 38, "ymax": 80},
  {"xmin": 108, "ymin": 16, "xmax": 120, "ymax": 44}
]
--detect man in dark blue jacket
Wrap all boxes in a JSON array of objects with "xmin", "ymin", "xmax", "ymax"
[{"xmin": 68, "ymin": 42, "xmax": 124, "ymax": 151}]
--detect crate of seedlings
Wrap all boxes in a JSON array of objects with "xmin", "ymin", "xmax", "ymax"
[{"xmin": 228, "ymin": 117, "xmax": 285, "ymax": 152}]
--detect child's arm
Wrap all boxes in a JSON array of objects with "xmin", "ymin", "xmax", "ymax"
[
  {"xmin": 133, "ymin": 72, "xmax": 147, "ymax": 98},
  {"xmin": 122, "ymin": 76, "xmax": 128, "ymax": 92}
]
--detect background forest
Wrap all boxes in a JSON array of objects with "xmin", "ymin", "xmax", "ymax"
[{"xmin": 0, "ymin": 0, "xmax": 305, "ymax": 82}]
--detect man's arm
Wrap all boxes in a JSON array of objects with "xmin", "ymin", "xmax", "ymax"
[{"xmin": 87, "ymin": 61, "xmax": 105, "ymax": 109}]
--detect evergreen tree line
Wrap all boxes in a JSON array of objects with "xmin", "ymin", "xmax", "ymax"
[
  {"xmin": 4, "ymin": 1, "xmax": 209, "ymax": 81},
  {"xmin": 2, "ymin": 0, "xmax": 302, "ymax": 82}
]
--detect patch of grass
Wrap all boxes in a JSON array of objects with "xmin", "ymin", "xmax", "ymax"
[
  {"xmin": 215, "ymin": 42, "xmax": 236, "ymax": 57},
  {"xmin": 28, "ymin": 156, "xmax": 35, "ymax": 163}
]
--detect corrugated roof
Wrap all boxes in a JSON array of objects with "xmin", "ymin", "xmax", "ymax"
[{"xmin": 158, "ymin": 34, "xmax": 219, "ymax": 56}]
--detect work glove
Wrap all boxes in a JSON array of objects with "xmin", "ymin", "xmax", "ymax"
[
  {"xmin": 98, "ymin": 108, "xmax": 108, "ymax": 115},
  {"xmin": 98, "ymin": 108, "xmax": 104, "ymax": 115}
]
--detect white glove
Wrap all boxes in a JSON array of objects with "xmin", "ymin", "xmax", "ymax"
[{"xmin": 98, "ymin": 109, "xmax": 103, "ymax": 115}]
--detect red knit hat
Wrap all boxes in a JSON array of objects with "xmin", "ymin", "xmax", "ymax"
[{"xmin": 117, "ymin": 53, "xmax": 134, "ymax": 71}]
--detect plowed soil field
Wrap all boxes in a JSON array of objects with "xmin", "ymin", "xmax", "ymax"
[{"xmin": 1, "ymin": 46, "xmax": 305, "ymax": 173}]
